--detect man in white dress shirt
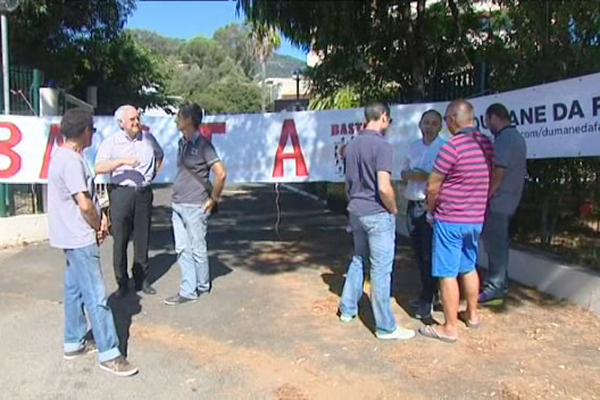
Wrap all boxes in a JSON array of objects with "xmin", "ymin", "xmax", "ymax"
[{"xmin": 401, "ymin": 109, "xmax": 446, "ymax": 319}]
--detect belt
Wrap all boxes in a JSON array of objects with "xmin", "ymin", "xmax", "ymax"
[{"xmin": 109, "ymin": 184, "xmax": 151, "ymax": 193}]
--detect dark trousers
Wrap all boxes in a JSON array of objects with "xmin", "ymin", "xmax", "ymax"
[
  {"xmin": 406, "ymin": 201, "xmax": 437, "ymax": 303},
  {"xmin": 108, "ymin": 185, "xmax": 153, "ymax": 288}
]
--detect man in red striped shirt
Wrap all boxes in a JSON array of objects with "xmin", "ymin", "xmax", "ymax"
[{"xmin": 420, "ymin": 99, "xmax": 494, "ymax": 343}]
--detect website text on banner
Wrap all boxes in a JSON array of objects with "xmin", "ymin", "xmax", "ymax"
[{"xmin": 1, "ymin": 73, "xmax": 600, "ymax": 184}]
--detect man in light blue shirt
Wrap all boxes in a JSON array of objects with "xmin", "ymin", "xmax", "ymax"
[{"xmin": 95, "ymin": 105, "xmax": 163, "ymax": 298}]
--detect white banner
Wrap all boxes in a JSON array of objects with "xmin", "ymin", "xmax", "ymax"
[{"xmin": 1, "ymin": 73, "xmax": 600, "ymax": 184}]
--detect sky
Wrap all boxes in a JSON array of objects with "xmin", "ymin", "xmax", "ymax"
[{"xmin": 126, "ymin": 0, "xmax": 308, "ymax": 61}]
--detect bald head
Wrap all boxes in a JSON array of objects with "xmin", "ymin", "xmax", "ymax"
[{"xmin": 444, "ymin": 99, "xmax": 474, "ymax": 134}]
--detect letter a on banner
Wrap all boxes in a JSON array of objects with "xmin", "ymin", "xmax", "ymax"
[
  {"xmin": 39, "ymin": 124, "xmax": 63, "ymax": 179},
  {"xmin": 272, "ymin": 119, "xmax": 308, "ymax": 178}
]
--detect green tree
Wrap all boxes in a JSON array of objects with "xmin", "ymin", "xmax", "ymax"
[
  {"xmin": 238, "ymin": 0, "xmax": 482, "ymax": 103},
  {"xmin": 130, "ymin": 29, "xmax": 263, "ymax": 115},
  {"xmin": 127, "ymin": 29, "xmax": 185, "ymax": 57},
  {"xmin": 213, "ymin": 23, "xmax": 256, "ymax": 79},
  {"xmin": 309, "ymin": 86, "xmax": 360, "ymax": 110},
  {"xmin": 10, "ymin": 0, "xmax": 134, "ymax": 86},
  {"xmin": 9, "ymin": 0, "xmax": 173, "ymax": 112},
  {"xmin": 71, "ymin": 32, "xmax": 172, "ymax": 114},
  {"xmin": 181, "ymin": 36, "xmax": 229, "ymax": 69},
  {"xmin": 248, "ymin": 21, "xmax": 281, "ymax": 112}
]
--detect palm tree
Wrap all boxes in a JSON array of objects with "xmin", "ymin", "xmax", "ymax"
[{"xmin": 248, "ymin": 21, "xmax": 281, "ymax": 112}]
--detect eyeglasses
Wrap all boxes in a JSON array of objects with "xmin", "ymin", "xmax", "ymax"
[{"xmin": 443, "ymin": 113, "xmax": 457, "ymax": 121}]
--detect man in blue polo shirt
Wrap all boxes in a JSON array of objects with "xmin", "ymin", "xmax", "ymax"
[{"xmin": 338, "ymin": 102, "xmax": 415, "ymax": 340}]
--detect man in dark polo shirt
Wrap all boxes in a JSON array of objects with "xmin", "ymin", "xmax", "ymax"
[
  {"xmin": 164, "ymin": 103, "xmax": 227, "ymax": 306},
  {"xmin": 479, "ymin": 103, "xmax": 527, "ymax": 306},
  {"xmin": 338, "ymin": 102, "xmax": 415, "ymax": 340}
]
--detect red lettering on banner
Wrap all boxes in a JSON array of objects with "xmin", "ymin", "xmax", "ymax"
[
  {"xmin": 348, "ymin": 123, "xmax": 355, "ymax": 135},
  {"xmin": 39, "ymin": 123, "xmax": 63, "ymax": 179},
  {"xmin": 331, "ymin": 122, "xmax": 366, "ymax": 136},
  {"xmin": 200, "ymin": 123, "xmax": 226, "ymax": 142},
  {"xmin": 0, "ymin": 122, "xmax": 23, "ymax": 179},
  {"xmin": 272, "ymin": 119, "xmax": 308, "ymax": 178}
]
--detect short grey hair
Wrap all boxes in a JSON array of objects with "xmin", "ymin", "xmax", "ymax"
[{"xmin": 114, "ymin": 105, "xmax": 136, "ymax": 123}]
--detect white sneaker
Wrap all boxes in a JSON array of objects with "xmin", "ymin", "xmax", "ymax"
[
  {"xmin": 376, "ymin": 326, "xmax": 416, "ymax": 340},
  {"xmin": 339, "ymin": 314, "xmax": 354, "ymax": 323}
]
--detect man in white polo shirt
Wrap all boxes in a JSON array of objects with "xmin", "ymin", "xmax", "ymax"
[{"xmin": 401, "ymin": 109, "xmax": 445, "ymax": 319}]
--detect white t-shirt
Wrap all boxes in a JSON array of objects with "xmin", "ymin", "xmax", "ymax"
[{"xmin": 402, "ymin": 135, "xmax": 446, "ymax": 201}]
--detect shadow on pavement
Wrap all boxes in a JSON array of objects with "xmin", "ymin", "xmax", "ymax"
[
  {"xmin": 108, "ymin": 292, "xmax": 142, "ymax": 358},
  {"xmin": 147, "ymin": 251, "xmax": 177, "ymax": 286}
]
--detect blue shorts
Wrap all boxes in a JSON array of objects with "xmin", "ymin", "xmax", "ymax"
[{"xmin": 432, "ymin": 220, "xmax": 483, "ymax": 278}]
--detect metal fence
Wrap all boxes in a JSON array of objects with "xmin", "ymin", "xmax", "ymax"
[{"xmin": 427, "ymin": 63, "xmax": 488, "ymax": 102}]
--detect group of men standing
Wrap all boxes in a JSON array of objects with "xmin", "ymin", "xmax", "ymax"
[
  {"xmin": 47, "ymin": 103, "xmax": 226, "ymax": 377},
  {"xmin": 340, "ymin": 99, "xmax": 527, "ymax": 343},
  {"xmin": 46, "ymin": 96, "xmax": 525, "ymax": 378}
]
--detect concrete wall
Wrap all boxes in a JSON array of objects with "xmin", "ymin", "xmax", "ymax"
[
  {"xmin": 477, "ymin": 244, "xmax": 600, "ymax": 316},
  {"xmin": 0, "ymin": 214, "xmax": 48, "ymax": 248},
  {"xmin": 395, "ymin": 207, "xmax": 600, "ymax": 317}
]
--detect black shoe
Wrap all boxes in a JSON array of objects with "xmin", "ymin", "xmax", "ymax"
[
  {"xmin": 164, "ymin": 294, "xmax": 197, "ymax": 306},
  {"xmin": 114, "ymin": 285, "xmax": 129, "ymax": 299},
  {"xmin": 139, "ymin": 281, "xmax": 156, "ymax": 295}
]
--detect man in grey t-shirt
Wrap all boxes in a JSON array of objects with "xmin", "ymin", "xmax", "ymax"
[
  {"xmin": 479, "ymin": 103, "xmax": 527, "ymax": 306},
  {"xmin": 48, "ymin": 108, "xmax": 137, "ymax": 376}
]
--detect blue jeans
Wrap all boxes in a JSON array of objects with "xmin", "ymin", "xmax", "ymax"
[
  {"xmin": 481, "ymin": 211, "xmax": 512, "ymax": 298},
  {"xmin": 340, "ymin": 212, "xmax": 397, "ymax": 334},
  {"xmin": 64, "ymin": 244, "xmax": 121, "ymax": 363},
  {"xmin": 172, "ymin": 203, "xmax": 210, "ymax": 299}
]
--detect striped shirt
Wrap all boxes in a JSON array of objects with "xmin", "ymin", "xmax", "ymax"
[{"xmin": 433, "ymin": 127, "xmax": 494, "ymax": 223}]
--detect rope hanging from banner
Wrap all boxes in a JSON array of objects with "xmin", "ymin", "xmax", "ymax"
[{"xmin": 274, "ymin": 183, "xmax": 282, "ymax": 241}]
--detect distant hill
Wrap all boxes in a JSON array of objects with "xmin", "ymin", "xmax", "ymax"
[
  {"xmin": 261, "ymin": 53, "xmax": 306, "ymax": 79},
  {"xmin": 127, "ymin": 28, "xmax": 306, "ymax": 80},
  {"xmin": 127, "ymin": 29, "xmax": 184, "ymax": 56}
]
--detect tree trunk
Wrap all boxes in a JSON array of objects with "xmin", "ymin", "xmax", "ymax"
[
  {"xmin": 261, "ymin": 58, "xmax": 267, "ymax": 112},
  {"xmin": 404, "ymin": 0, "xmax": 426, "ymax": 102},
  {"xmin": 447, "ymin": 0, "xmax": 474, "ymax": 68}
]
